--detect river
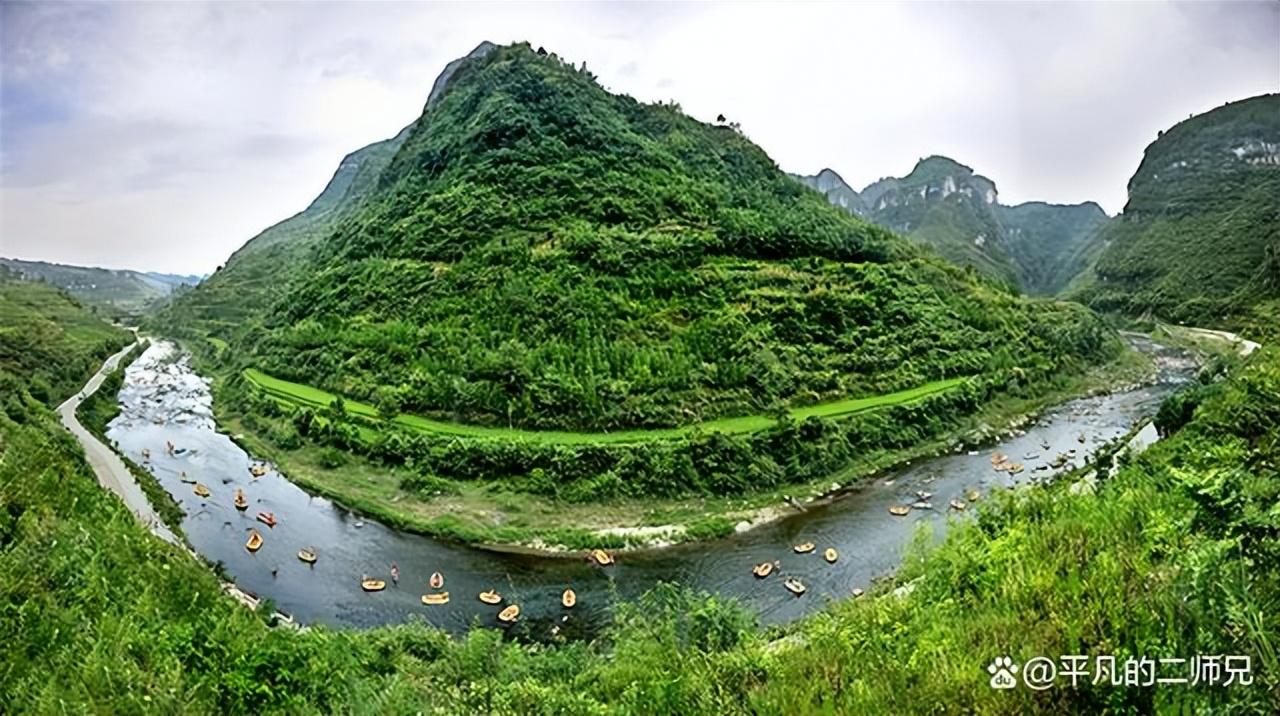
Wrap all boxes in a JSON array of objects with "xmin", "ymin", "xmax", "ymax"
[{"xmin": 104, "ymin": 338, "xmax": 1196, "ymax": 639}]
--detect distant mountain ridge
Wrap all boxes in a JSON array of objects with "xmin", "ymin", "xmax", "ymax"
[
  {"xmin": 792, "ymin": 156, "xmax": 1110, "ymax": 294},
  {"xmin": 0, "ymin": 257, "xmax": 200, "ymax": 314}
]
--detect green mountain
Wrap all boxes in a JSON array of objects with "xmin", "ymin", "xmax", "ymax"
[
  {"xmin": 1072, "ymin": 94, "xmax": 1280, "ymax": 323},
  {"xmin": 0, "ymin": 257, "xmax": 199, "ymax": 316},
  {"xmin": 795, "ymin": 157, "xmax": 1111, "ymax": 294},
  {"xmin": 166, "ymin": 42, "xmax": 1119, "ymax": 437},
  {"xmin": 999, "ymin": 200, "xmax": 1110, "ymax": 295},
  {"xmin": 858, "ymin": 156, "xmax": 1017, "ymax": 284}
]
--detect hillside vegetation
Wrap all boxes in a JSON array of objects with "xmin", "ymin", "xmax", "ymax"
[
  {"xmin": 1072, "ymin": 94, "xmax": 1280, "ymax": 323},
  {"xmin": 167, "ymin": 44, "xmax": 1117, "ymax": 435},
  {"xmin": 3, "ymin": 259, "xmax": 1277, "ymax": 714},
  {"xmin": 0, "ymin": 270, "xmax": 131, "ymax": 405},
  {"xmin": 150, "ymin": 126, "xmax": 410, "ymax": 334}
]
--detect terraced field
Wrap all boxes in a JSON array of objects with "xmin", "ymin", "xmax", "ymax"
[{"xmin": 243, "ymin": 367, "xmax": 967, "ymax": 445}]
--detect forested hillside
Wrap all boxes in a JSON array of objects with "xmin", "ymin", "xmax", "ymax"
[
  {"xmin": 149, "ymin": 126, "xmax": 411, "ymax": 335},
  {"xmin": 1072, "ymin": 94, "xmax": 1280, "ymax": 323},
  {"xmin": 0, "ymin": 270, "xmax": 131, "ymax": 405},
  {"xmin": 999, "ymin": 201, "xmax": 1110, "ymax": 295},
  {"xmin": 163, "ymin": 43, "xmax": 1118, "ymax": 437}
]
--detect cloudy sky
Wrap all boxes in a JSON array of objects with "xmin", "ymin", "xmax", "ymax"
[{"xmin": 2, "ymin": 1, "xmax": 1277, "ymax": 274}]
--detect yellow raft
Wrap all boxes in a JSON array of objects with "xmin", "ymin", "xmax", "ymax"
[
  {"xmin": 478, "ymin": 590, "xmax": 502, "ymax": 605},
  {"xmin": 562, "ymin": 589, "xmax": 577, "ymax": 608},
  {"xmin": 824, "ymin": 548, "xmax": 838, "ymax": 563},
  {"xmin": 421, "ymin": 592, "xmax": 450, "ymax": 605},
  {"xmin": 784, "ymin": 577, "xmax": 807, "ymax": 595},
  {"xmin": 498, "ymin": 604, "xmax": 520, "ymax": 623},
  {"xmin": 793, "ymin": 542, "xmax": 815, "ymax": 554},
  {"xmin": 752, "ymin": 562, "xmax": 774, "ymax": 578},
  {"xmin": 193, "ymin": 483, "xmax": 211, "ymax": 498},
  {"xmin": 362, "ymin": 579, "xmax": 386, "ymax": 592},
  {"xmin": 590, "ymin": 549, "xmax": 614, "ymax": 566},
  {"xmin": 245, "ymin": 529, "xmax": 263, "ymax": 552},
  {"xmin": 234, "ymin": 489, "xmax": 248, "ymax": 511}
]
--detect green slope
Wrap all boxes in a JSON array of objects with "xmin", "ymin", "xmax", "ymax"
[
  {"xmin": 244, "ymin": 366, "xmax": 965, "ymax": 444},
  {"xmin": 0, "ymin": 269, "xmax": 131, "ymax": 405},
  {"xmin": 215, "ymin": 44, "xmax": 1118, "ymax": 435},
  {"xmin": 1071, "ymin": 93, "xmax": 1280, "ymax": 323},
  {"xmin": 998, "ymin": 200, "xmax": 1110, "ymax": 295},
  {"xmin": 149, "ymin": 125, "xmax": 410, "ymax": 338}
]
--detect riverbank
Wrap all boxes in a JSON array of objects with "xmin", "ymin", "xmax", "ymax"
[
  {"xmin": 213, "ymin": 340, "xmax": 1161, "ymax": 554},
  {"xmin": 55, "ymin": 341, "xmax": 181, "ymax": 544}
]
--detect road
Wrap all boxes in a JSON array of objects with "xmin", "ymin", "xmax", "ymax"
[
  {"xmin": 1159, "ymin": 323, "xmax": 1261, "ymax": 357},
  {"xmin": 57, "ymin": 340, "xmax": 180, "ymax": 545}
]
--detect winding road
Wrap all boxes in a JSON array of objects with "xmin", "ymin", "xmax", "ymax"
[{"xmin": 56, "ymin": 340, "xmax": 180, "ymax": 545}]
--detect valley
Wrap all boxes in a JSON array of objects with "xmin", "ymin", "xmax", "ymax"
[{"xmin": 2, "ymin": 18, "xmax": 1278, "ymax": 715}]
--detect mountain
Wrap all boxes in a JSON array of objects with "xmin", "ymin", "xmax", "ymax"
[
  {"xmin": 158, "ymin": 42, "xmax": 1118, "ymax": 438},
  {"xmin": 857, "ymin": 156, "xmax": 1017, "ymax": 284},
  {"xmin": 999, "ymin": 201, "xmax": 1110, "ymax": 295},
  {"xmin": 794, "ymin": 157, "xmax": 1111, "ymax": 294},
  {"xmin": 0, "ymin": 257, "xmax": 199, "ymax": 315},
  {"xmin": 789, "ymin": 168, "xmax": 870, "ymax": 217},
  {"xmin": 1071, "ymin": 94, "xmax": 1280, "ymax": 324}
]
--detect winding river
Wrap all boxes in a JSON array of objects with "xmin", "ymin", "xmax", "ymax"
[{"xmin": 105, "ymin": 338, "xmax": 1196, "ymax": 638}]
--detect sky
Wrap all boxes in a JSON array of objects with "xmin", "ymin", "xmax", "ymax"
[{"xmin": 1, "ymin": 1, "xmax": 1277, "ymax": 274}]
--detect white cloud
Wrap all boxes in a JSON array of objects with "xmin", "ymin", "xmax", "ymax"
[{"xmin": 1, "ymin": 1, "xmax": 1277, "ymax": 273}]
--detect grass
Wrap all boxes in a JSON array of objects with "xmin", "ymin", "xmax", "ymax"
[
  {"xmin": 225, "ymin": 347, "xmax": 1155, "ymax": 551},
  {"xmin": 244, "ymin": 367, "xmax": 967, "ymax": 445}
]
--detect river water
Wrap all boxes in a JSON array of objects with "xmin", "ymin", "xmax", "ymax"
[{"xmin": 105, "ymin": 338, "xmax": 1196, "ymax": 638}]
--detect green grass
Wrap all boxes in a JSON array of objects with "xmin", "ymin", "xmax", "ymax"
[{"xmin": 244, "ymin": 367, "xmax": 966, "ymax": 445}]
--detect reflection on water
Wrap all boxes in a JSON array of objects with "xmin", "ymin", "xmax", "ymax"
[{"xmin": 106, "ymin": 340, "xmax": 1195, "ymax": 637}]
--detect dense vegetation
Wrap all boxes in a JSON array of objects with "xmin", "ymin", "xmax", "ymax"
[
  {"xmin": 999, "ymin": 200, "xmax": 1109, "ymax": 295},
  {"xmin": 4, "ymin": 267, "xmax": 1277, "ymax": 713},
  {"xmin": 0, "ymin": 269, "xmax": 131, "ymax": 406},
  {"xmin": 795, "ymin": 158, "xmax": 1111, "ymax": 294},
  {"xmin": 1073, "ymin": 94, "xmax": 1280, "ymax": 324},
  {"xmin": 159, "ymin": 44, "xmax": 1118, "ymax": 440}
]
